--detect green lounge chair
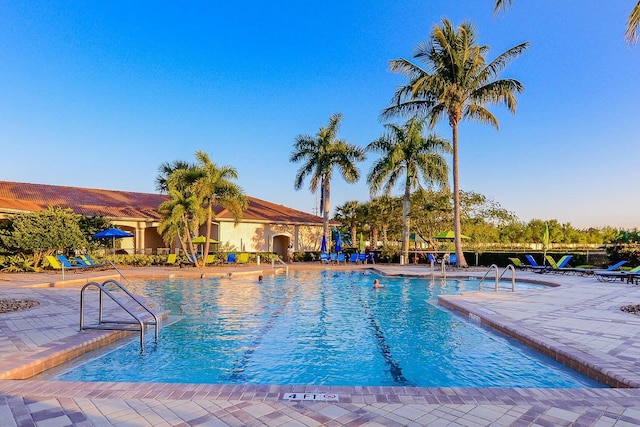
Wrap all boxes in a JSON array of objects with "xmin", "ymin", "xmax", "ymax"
[{"xmin": 543, "ymin": 255, "xmax": 575, "ymax": 273}]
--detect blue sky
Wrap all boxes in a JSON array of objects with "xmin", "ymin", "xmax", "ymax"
[{"xmin": 1, "ymin": 1, "xmax": 639, "ymax": 229}]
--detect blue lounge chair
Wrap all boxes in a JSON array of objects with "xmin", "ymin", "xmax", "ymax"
[
  {"xmin": 572, "ymin": 260, "xmax": 628, "ymax": 276},
  {"xmin": 594, "ymin": 265, "xmax": 640, "ymax": 282},
  {"xmin": 329, "ymin": 253, "xmax": 338, "ymax": 264},
  {"xmin": 57, "ymin": 255, "xmax": 87, "ymax": 270},
  {"xmin": 46, "ymin": 255, "xmax": 82, "ymax": 272},
  {"xmin": 449, "ymin": 254, "xmax": 456, "ymax": 265},
  {"xmin": 427, "ymin": 254, "xmax": 437, "ymax": 263},
  {"xmin": 366, "ymin": 252, "xmax": 375, "ymax": 264},
  {"xmin": 320, "ymin": 253, "xmax": 329, "ymax": 264},
  {"xmin": 337, "ymin": 253, "xmax": 346, "ymax": 264},
  {"xmin": 226, "ymin": 253, "xmax": 236, "ymax": 264},
  {"xmin": 348, "ymin": 253, "xmax": 358, "ymax": 263},
  {"xmin": 358, "ymin": 254, "xmax": 366, "ymax": 264}
]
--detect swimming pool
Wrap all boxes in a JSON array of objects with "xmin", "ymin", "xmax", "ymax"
[{"xmin": 55, "ymin": 271, "xmax": 602, "ymax": 387}]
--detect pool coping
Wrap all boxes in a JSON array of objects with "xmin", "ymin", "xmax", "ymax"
[{"xmin": 2, "ymin": 266, "xmax": 639, "ymax": 387}]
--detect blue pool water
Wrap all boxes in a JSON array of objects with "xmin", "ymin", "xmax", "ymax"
[{"xmin": 56, "ymin": 271, "xmax": 602, "ymax": 387}]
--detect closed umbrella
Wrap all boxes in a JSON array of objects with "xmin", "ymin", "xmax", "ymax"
[
  {"xmin": 320, "ymin": 235, "xmax": 327, "ymax": 253},
  {"xmin": 542, "ymin": 223, "xmax": 550, "ymax": 265},
  {"xmin": 335, "ymin": 232, "xmax": 342, "ymax": 253},
  {"xmin": 92, "ymin": 227, "xmax": 134, "ymax": 259}
]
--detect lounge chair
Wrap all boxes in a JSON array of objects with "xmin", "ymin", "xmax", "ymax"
[
  {"xmin": 203, "ymin": 254, "xmax": 219, "ymax": 265},
  {"xmin": 543, "ymin": 255, "xmax": 576, "ymax": 273},
  {"xmin": 46, "ymin": 255, "xmax": 82, "ymax": 272},
  {"xmin": 358, "ymin": 253, "xmax": 366, "ymax": 264},
  {"xmin": 226, "ymin": 253, "xmax": 236, "ymax": 264},
  {"xmin": 571, "ymin": 260, "xmax": 628, "ymax": 276},
  {"xmin": 329, "ymin": 253, "xmax": 338, "ymax": 264},
  {"xmin": 366, "ymin": 252, "xmax": 375, "ymax": 264},
  {"xmin": 348, "ymin": 253, "xmax": 358, "ymax": 263},
  {"xmin": 523, "ymin": 254, "xmax": 550, "ymax": 271},
  {"xmin": 509, "ymin": 257, "xmax": 528, "ymax": 269},
  {"xmin": 594, "ymin": 265, "xmax": 640, "ymax": 283},
  {"xmin": 58, "ymin": 254, "xmax": 87, "ymax": 269},
  {"xmin": 165, "ymin": 253, "xmax": 178, "ymax": 266},
  {"xmin": 319, "ymin": 253, "xmax": 329, "ymax": 264},
  {"xmin": 237, "ymin": 253, "xmax": 249, "ymax": 264},
  {"xmin": 82, "ymin": 254, "xmax": 106, "ymax": 267},
  {"xmin": 448, "ymin": 254, "xmax": 456, "ymax": 265},
  {"xmin": 337, "ymin": 253, "xmax": 346, "ymax": 264}
]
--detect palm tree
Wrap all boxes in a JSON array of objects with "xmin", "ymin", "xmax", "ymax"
[
  {"xmin": 367, "ymin": 118, "xmax": 450, "ymax": 264},
  {"xmin": 155, "ymin": 160, "xmax": 192, "ymax": 193},
  {"xmin": 290, "ymin": 113, "xmax": 366, "ymax": 246},
  {"xmin": 628, "ymin": 3, "xmax": 640, "ymax": 44},
  {"xmin": 333, "ymin": 200, "xmax": 362, "ymax": 249},
  {"xmin": 494, "ymin": 0, "xmax": 640, "ymax": 45},
  {"xmin": 157, "ymin": 187, "xmax": 203, "ymax": 262},
  {"xmin": 191, "ymin": 151, "xmax": 247, "ymax": 266},
  {"xmin": 383, "ymin": 19, "xmax": 528, "ymax": 267}
]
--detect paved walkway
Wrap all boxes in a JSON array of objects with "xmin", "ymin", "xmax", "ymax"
[{"xmin": 2, "ymin": 264, "xmax": 640, "ymax": 426}]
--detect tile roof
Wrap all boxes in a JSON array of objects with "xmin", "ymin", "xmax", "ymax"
[{"xmin": 0, "ymin": 181, "xmax": 323, "ymax": 225}]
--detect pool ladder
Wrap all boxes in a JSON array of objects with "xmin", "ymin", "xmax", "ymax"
[
  {"xmin": 478, "ymin": 264, "xmax": 516, "ymax": 292},
  {"xmin": 79, "ymin": 279, "xmax": 159, "ymax": 352}
]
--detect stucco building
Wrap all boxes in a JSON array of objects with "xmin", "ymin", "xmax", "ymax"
[{"xmin": 0, "ymin": 181, "xmax": 325, "ymax": 259}]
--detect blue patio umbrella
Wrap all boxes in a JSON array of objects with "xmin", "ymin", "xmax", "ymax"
[
  {"xmin": 335, "ymin": 232, "xmax": 342, "ymax": 253},
  {"xmin": 320, "ymin": 234, "xmax": 327, "ymax": 253},
  {"xmin": 92, "ymin": 227, "xmax": 134, "ymax": 257}
]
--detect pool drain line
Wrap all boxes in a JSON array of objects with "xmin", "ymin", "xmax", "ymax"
[
  {"xmin": 228, "ymin": 287, "xmax": 293, "ymax": 382},
  {"xmin": 352, "ymin": 285, "xmax": 412, "ymax": 386}
]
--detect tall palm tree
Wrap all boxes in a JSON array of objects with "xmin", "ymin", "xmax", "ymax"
[
  {"xmin": 191, "ymin": 151, "xmax": 247, "ymax": 266},
  {"xmin": 290, "ymin": 113, "xmax": 366, "ymax": 246},
  {"xmin": 494, "ymin": 0, "xmax": 640, "ymax": 45},
  {"xmin": 367, "ymin": 118, "xmax": 450, "ymax": 264},
  {"xmin": 383, "ymin": 19, "xmax": 528, "ymax": 267}
]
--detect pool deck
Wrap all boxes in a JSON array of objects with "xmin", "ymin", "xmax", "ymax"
[{"xmin": 2, "ymin": 263, "xmax": 640, "ymax": 426}]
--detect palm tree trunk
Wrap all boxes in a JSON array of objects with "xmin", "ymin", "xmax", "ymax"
[
  {"xmin": 402, "ymin": 179, "xmax": 411, "ymax": 264},
  {"xmin": 452, "ymin": 121, "xmax": 468, "ymax": 267},
  {"xmin": 323, "ymin": 177, "xmax": 331, "ymax": 249},
  {"xmin": 202, "ymin": 203, "xmax": 213, "ymax": 267},
  {"xmin": 183, "ymin": 217, "xmax": 199, "ymax": 267}
]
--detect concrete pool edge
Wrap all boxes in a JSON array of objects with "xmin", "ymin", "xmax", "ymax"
[{"xmin": 2, "ymin": 266, "xmax": 640, "ymax": 388}]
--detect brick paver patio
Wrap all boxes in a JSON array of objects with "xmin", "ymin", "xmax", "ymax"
[{"xmin": 2, "ymin": 264, "xmax": 640, "ymax": 426}]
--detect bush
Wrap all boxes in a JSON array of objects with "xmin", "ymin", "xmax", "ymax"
[{"xmin": 1, "ymin": 253, "xmax": 37, "ymax": 272}]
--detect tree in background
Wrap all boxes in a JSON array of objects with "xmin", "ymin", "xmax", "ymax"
[
  {"xmin": 383, "ymin": 19, "xmax": 528, "ymax": 267},
  {"xmin": 367, "ymin": 118, "xmax": 450, "ymax": 264},
  {"xmin": 333, "ymin": 200, "xmax": 362, "ymax": 248},
  {"xmin": 191, "ymin": 151, "xmax": 247, "ymax": 265},
  {"xmin": 156, "ymin": 151, "xmax": 247, "ymax": 267},
  {"xmin": 290, "ymin": 113, "xmax": 366, "ymax": 248},
  {"xmin": 0, "ymin": 207, "xmax": 86, "ymax": 268}
]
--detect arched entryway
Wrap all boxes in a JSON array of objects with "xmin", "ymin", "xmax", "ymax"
[{"xmin": 272, "ymin": 234, "xmax": 291, "ymax": 259}]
